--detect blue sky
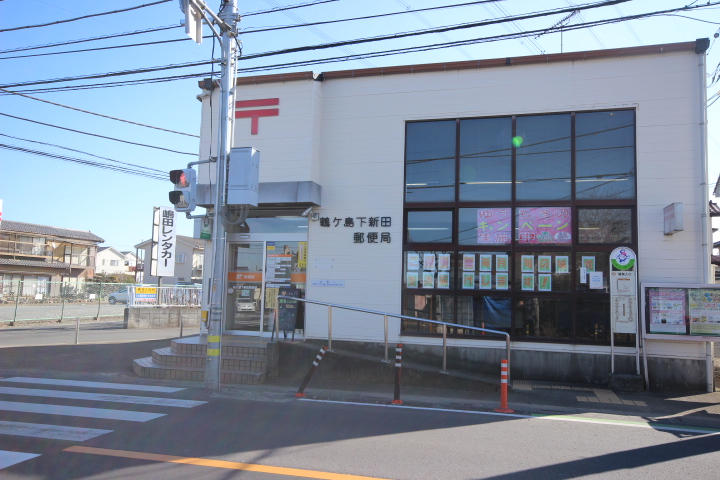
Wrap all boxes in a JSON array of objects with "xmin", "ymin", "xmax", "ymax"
[{"xmin": 1, "ymin": 0, "xmax": 719, "ymax": 251}]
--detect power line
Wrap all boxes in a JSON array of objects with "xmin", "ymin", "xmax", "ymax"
[
  {"xmin": 0, "ymin": 37, "xmax": 194, "ymax": 60},
  {"xmin": 0, "ymin": 112, "xmax": 197, "ymax": 156},
  {"xmin": 0, "ymin": 0, "xmax": 172, "ymax": 34},
  {"xmin": 0, "ymin": 25, "xmax": 181, "ymax": 55},
  {"xmin": 0, "ymin": 88, "xmax": 199, "ymax": 138},
  {"xmin": 0, "ymin": 133, "xmax": 166, "ymax": 173},
  {"xmin": 243, "ymin": 0, "xmax": 339, "ymax": 17},
  {"xmin": 0, "ymin": 143, "xmax": 165, "ymax": 180}
]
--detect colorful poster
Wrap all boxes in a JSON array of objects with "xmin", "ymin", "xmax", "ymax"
[
  {"xmin": 479, "ymin": 254, "xmax": 493, "ymax": 272},
  {"xmin": 496, "ymin": 255, "xmax": 509, "ymax": 272},
  {"xmin": 496, "ymin": 273, "xmax": 509, "ymax": 290},
  {"xmin": 462, "ymin": 272, "xmax": 475, "ymax": 289},
  {"xmin": 538, "ymin": 255, "xmax": 552, "ymax": 273},
  {"xmin": 463, "ymin": 254, "xmax": 475, "ymax": 271},
  {"xmin": 582, "ymin": 256, "xmax": 596, "ymax": 272},
  {"xmin": 516, "ymin": 207, "xmax": 572, "ymax": 244},
  {"xmin": 538, "ymin": 274, "xmax": 552, "ymax": 292},
  {"xmin": 406, "ymin": 272, "xmax": 418, "ymax": 288},
  {"xmin": 437, "ymin": 272, "xmax": 450, "ymax": 289},
  {"xmin": 479, "ymin": 273, "xmax": 492, "ymax": 289},
  {"xmin": 407, "ymin": 253, "xmax": 420, "ymax": 271},
  {"xmin": 423, "ymin": 253, "xmax": 436, "ymax": 271},
  {"xmin": 438, "ymin": 254, "xmax": 450, "ymax": 271},
  {"xmin": 521, "ymin": 274, "xmax": 535, "ymax": 291},
  {"xmin": 556, "ymin": 256, "xmax": 569, "ymax": 274},
  {"xmin": 476, "ymin": 208, "xmax": 512, "ymax": 245},
  {"xmin": 649, "ymin": 289, "xmax": 686, "ymax": 334},
  {"xmin": 521, "ymin": 255, "xmax": 534, "ymax": 273},
  {"xmin": 689, "ymin": 289, "xmax": 720, "ymax": 336},
  {"xmin": 422, "ymin": 272, "xmax": 435, "ymax": 288}
]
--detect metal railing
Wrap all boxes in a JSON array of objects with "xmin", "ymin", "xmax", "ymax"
[{"xmin": 275, "ymin": 296, "xmax": 512, "ymax": 381}]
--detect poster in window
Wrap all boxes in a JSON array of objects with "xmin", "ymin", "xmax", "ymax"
[
  {"xmin": 538, "ymin": 255, "xmax": 552, "ymax": 273},
  {"xmin": 521, "ymin": 274, "xmax": 535, "ymax": 291},
  {"xmin": 496, "ymin": 254, "xmax": 509, "ymax": 272},
  {"xmin": 556, "ymin": 256, "xmax": 569, "ymax": 274},
  {"xmin": 649, "ymin": 289, "xmax": 686, "ymax": 334},
  {"xmin": 438, "ymin": 253, "xmax": 450, "ymax": 271},
  {"xmin": 521, "ymin": 255, "xmax": 534, "ymax": 273},
  {"xmin": 479, "ymin": 273, "xmax": 492, "ymax": 290},
  {"xmin": 437, "ymin": 272, "xmax": 450, "ymax": 289},
  {"xmin": 462, "ymin": 272, "xmax": 475, "ymax": 289},
  {"xmin": 582, "ymin": 256, "xmax": 596, "ymax": 272},
  {"xmin": 589, "ymin": 271, "xmax": 604, "ymax": 289},
  {"xmin": 463, "ymin": 254, "xmax": 475, "ymax": 271},
  {"xmin": 423, "ymin": 272, "xmax": 435, "ymax": 288},
  {"xmin": 479, "ymin": 254, "xmax": 493, "ymax": 272},
  {"xmin": 423, "ymin": 253, "xmax": 436, "ymax": 271},
  {"xmin": 496, "ymin": 273, "xmax": 509, "ymax": 290},
  {"xmin": 516, "ymin": 207, "xmax": 572, "ymax": 244},
  {"xmin": 407, "ymin": 253, "xmax": 420, "ymax": 271},
  {"xmin": 476, "ymin": 208, "xmax": 512, "ymax": 245},
  {"xmin": 689, "ymin": 289, "xmax": 720, "ymax": 336},
  {"xmin": 538, "ymin": 274, "xmax": 552, "ymax": 292},
  {"xmin": 406, "ymin": 272, "xmax": 419, "ymax": 289}
]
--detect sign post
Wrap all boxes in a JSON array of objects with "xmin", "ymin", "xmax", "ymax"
[{"xmin": 609, "ymin": 247, "xmax": 639, "ymax": 374}]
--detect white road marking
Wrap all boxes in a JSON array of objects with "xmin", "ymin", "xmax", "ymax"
[
  {"xmin": 0, "ymin": 387, "xmax": 206, "ymax": 408},
  {"xmin": 299, "ymin": 399, "xmax": 720, "ymax": 436},
  {"xmin": 0, "ymin": 400, "xmax": 165, "ymax": 422},
  {"xmin": 0, "ymin": 377, "xmax": 184, "ymax": 393},
  {"xmin": 0, "ymin": 421, "xmax": 112, "ymax": 441},
  {"xmin": 0, "ymin": 450, "xmax": 40, "ymax": 469}
]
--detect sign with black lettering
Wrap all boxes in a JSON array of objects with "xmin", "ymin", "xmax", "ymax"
[{"xmin": 277, "ymin": 287, "xmax": 301, "ymax": 332}]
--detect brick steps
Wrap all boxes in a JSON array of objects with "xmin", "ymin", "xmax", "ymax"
[{"xmin": 133, "ymin": 335, "xmax": 274, "ymax": 385}]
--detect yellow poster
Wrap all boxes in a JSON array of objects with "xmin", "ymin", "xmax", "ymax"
[{"xmin": 298, "ymin": 242, "xmax": 308, "ymax": 269}]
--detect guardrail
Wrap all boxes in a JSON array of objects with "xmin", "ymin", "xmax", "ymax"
[
  {"xmin": 275, "ymin": 296, "xmax": 512, "ymax": 382},
  {"xmin": 127, "ymin": 286, "xmax": 202, "ymax": 307}
]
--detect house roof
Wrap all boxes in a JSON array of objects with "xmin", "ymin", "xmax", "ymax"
[
  {"xmin": 0, "ymin": 258, "xmax": 71, "ymax": 269},
  {"xmin": 134, "ymin": 235, "xmax": 204, "ymax": 249},
  {"xmin": 1, "ymin": 220, "xmax": 104, "ymax": 243}
]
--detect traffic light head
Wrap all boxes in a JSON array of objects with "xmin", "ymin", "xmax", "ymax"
[{"xmin": 169, "ymin": 168, "xmax": 197, "ymax": 212}]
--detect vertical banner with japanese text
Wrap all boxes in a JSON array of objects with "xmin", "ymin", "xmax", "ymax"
[{"xmin": 150, "ymin": 206, "xmax": 177, "ymax": 277}]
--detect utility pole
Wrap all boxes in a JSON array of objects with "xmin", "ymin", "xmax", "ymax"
[{"xmin": 179, "ymin": 0, "xmax": 240, "ymax": 390}]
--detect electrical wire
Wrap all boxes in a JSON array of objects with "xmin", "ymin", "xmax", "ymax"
[
  {"xmin": 0, "ymin": 38, "xmax": 196, "ymax": 60},
  {"xmin": 0, "ymin": 112, "xmax": 197, "ymax": 156},
  {"xmin": 0, "ymin": 0, "xmax": 172, "ymax": 33},
  {"xmin": 0, "ymin": 143, "xmax": 166, "ymax": 180},
  {"xmin": 243, "ymin": 0, "xmax": 338, "ymax": 17},
  {"xmin": 0, "ymin": 133, "xmax": 166, "ymax": 173},
  {"xmin": 0, "ymin": 88, "xmax": 199, "ymax": 137}
]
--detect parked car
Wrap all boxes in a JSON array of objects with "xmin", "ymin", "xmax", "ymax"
[
  {"xmin": 236, "ymin": 298, "xmax": 255, "ymax": 312},
  {"xmin": 107, "ymin": 286, "xmax": 130, "ymax": 304}
]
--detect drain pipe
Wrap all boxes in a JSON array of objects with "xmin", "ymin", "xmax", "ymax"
[{"xmin": 697, "ymin": 38, "xmax": 713, "ymax": 393}]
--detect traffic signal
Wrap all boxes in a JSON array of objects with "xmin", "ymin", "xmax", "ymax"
[{"xmin": 169, "ymin": 168, "xmax": 197, "ymax": 212}]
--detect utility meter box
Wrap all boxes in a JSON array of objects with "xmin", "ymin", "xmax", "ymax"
[{"xmin": 227, "ymin": 147, "xmax": 259, "ymax": 206}]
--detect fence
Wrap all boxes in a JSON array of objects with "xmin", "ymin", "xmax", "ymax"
[
  {"xmin": 0, "ymin": 282, "xmax": 135, "ymax": 324},
  {"xmin": 127, "ymin": 286, "xmax": 202, "ymax": 307}
]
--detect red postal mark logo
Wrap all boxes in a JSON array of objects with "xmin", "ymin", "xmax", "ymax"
[{"xmin": 235, "ymin": 98, "xmax": 279, "ymax": 135}]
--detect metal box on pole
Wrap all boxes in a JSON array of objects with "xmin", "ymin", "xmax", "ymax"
[{"xmin": 227, "ymin": 147, "xmax": 259, "ymax": 206}]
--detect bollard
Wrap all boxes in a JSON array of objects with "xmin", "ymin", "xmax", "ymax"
[
  {"xmin": 494, "ymin": 359, "xmax": 513, "ymax": 413},
  {"xmin": 296, "ymin": 346, "xmax": 327, "ymax": 398},
  {"xmin": 392, "ymin": 344, "xmax": 403, "ymax": 405},
  {"xmin": 75, "ymin": 317, "xmax": 80, "ymax": 345}
]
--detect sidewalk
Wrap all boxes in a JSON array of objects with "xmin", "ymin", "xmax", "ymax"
[{"xmin": 3, "ymin": 327, "xmax": 720, "ymax": 432}]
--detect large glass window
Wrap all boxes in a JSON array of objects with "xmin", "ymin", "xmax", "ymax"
[
  {"xmin": 402, "ymin": 110, "xmax": 636, "ymax": 345},
  {"xmin": 459, "ymin": 117, "xmax": 512, "ymax": 201},
  {"xmin": 405, "ymin": 121, "xmax": 456, "ymax": 203}
]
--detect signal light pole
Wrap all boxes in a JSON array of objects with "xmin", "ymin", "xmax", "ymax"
[{"xmin": 179, "ymin": 0, "xmax": 240, "ymax": 391}]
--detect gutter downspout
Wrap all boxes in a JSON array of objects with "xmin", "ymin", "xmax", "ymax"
[{"xmin": 697, "ymin": 38, "xmax": 714, "ymax": 393}]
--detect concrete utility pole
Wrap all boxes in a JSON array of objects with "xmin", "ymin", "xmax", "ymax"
[{"xmin": 179, "ymin": 0, "xmax": 240, "ymax": 390}]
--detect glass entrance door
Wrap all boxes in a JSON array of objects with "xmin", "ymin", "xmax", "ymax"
[{"xmin": 226, "ymin": 242, "xmax": 265, "ymax": 334}]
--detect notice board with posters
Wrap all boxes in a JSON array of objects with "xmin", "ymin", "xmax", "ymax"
[{"xmin": 643, "ymin": 283, "xmax": 720, "ymax": 338}]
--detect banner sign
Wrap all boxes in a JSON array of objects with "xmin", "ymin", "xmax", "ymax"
[{"xmin": 515, "ymin": 207, "xmax": 572, "ymax": 244}]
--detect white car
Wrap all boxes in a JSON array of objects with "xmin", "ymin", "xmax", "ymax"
[
  {"xmin": 236, "ymin": 298, "xmax": 255, "ymax": 312},
  {"xmin": 107, "ymin": 286, "xmax": 130, "ymax": 304}
]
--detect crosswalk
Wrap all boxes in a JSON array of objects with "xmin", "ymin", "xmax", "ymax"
[{"xmin": 0, "ymin": 376, "xmax": 207, "ymax": 470}]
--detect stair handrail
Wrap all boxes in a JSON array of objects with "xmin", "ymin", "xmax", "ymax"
[{"xmin": 275, "ymin": 295, "xmax": 511, "ymax": 382}]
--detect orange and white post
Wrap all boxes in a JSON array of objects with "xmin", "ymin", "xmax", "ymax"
[{"xmin": 494, "ymin": 359, "xmax": 514, "ymax": 413}]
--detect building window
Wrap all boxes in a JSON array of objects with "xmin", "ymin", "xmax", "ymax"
[
  {"xmin": 402, "ymin": 109, "xmax": 636, "ymax": 345},
  {"xmin": 177, "ymin": 253, "xmax": 187, "ymax": 263},
  {"xmin": 110, "ymin": 260, "xmax": 119, "ymax": 266}
]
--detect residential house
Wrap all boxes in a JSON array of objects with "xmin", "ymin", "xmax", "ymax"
[{"xmin": 0, "ymin": 219, "xmax": 104, "ymax": 297}]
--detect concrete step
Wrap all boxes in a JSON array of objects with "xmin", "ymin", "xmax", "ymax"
[
  {"xmin": 171, "ymin": 338, "xmax": 270, "ymax": 358},
  {"xmin": 133, "ymin": 357, "xmax": 265, "ymax": 385},
  {"xmin": 151, "ymin": 347, "xmax": 267, "ymax": 371}
]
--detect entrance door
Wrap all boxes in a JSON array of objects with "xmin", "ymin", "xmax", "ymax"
[{"xmin": 225, "ymin": 242, "xmax": 265, "ymax": 334}]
